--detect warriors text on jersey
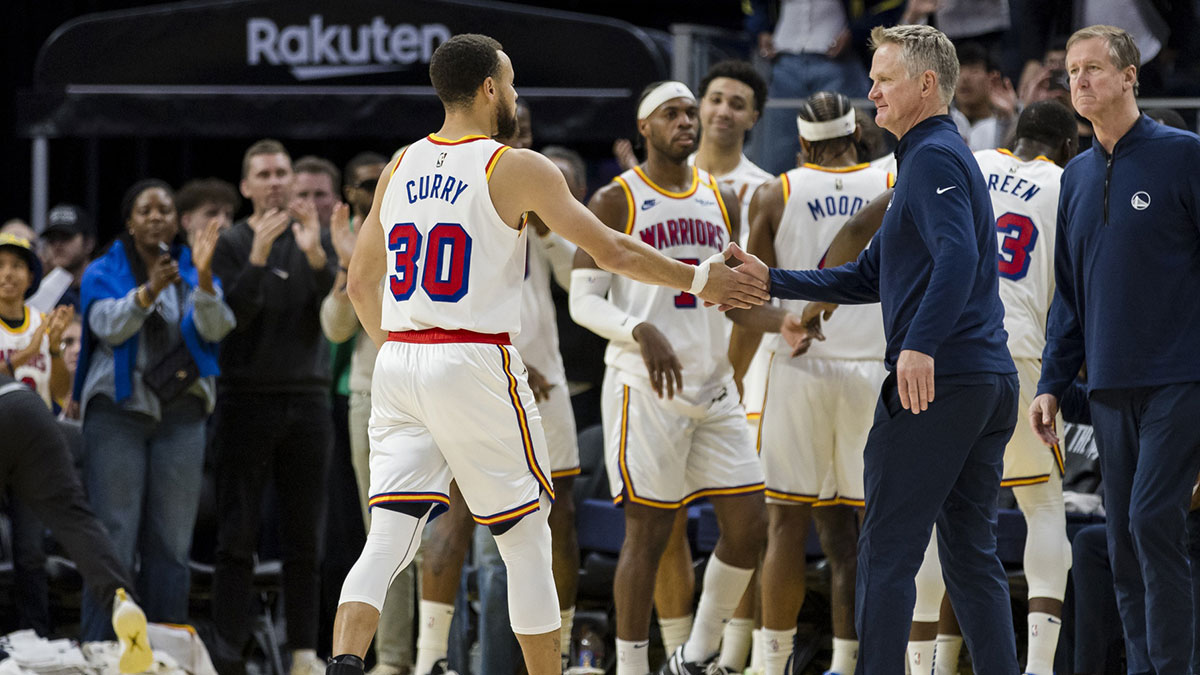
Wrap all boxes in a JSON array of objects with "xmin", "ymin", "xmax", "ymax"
[
  {"xmin": 773, "ymin": 163, "xmax": 894, "ymax": 359},
  {"xmin": 605, "ymin": 165, "xmax": 735, "ymax": 404},
  {"xmin": 0, "ymin": 308, "xmax": 52, "ymax": 407},
  {"xmin": 378, "ymin": 134, "xmax": 526, "ymax": 337},
  {"xmin": 974, "ymin": 148, "xmax": 1061, "ymax": 359}
]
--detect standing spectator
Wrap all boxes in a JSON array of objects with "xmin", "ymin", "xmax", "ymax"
[
  {"xmin": 950, "ymin": 42, "xmax": 1015, "ymax": 150},
  {"xmin": 74, "ymin": 179, "xmax": 234, "ymax": 639},
  {"xmin": 901, "ymin": 0, "xmax": 1012, "ymax": 71},
  {"xmin": 210, "ymin": 139, "xmax": 337, "ymax": 675},
  {"xmin": 319, "ymin": 151, "xmax": 413, "ymax": 675},
  {"xmin": 41, "ymin": 203, "xmax": 97, "ymax": 311},
  {"xmin": 746, "ymin": 0, "xmax": 903, "ymax": 174},
  {"xmin": 295, "ymin": 156, "xmax": 341, "ymax": 230},
  {"xmin": 1031, "ymin": 25, "xmax": 1200, "ymax": 674},
  {"xmin": 177, "ymin": 178, "xmax": 240, "ymax": 247},
  {"xmin": 0, "ymin": 233, "xmax": 72, "ymax": 637}
]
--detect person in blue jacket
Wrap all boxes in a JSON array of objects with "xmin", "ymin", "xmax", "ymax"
[
  {"xmin": 743, "ymin": 24, "xmax": 1020, "ymax": 674},
  {"xmin": 1030, "ymin": 24, "xmax": 1200, "ymax": 675}
]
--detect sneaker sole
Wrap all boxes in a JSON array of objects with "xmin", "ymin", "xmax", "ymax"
[{"xmin": 113, "ymin": 603, "xmax": 153, "ymax": 673}]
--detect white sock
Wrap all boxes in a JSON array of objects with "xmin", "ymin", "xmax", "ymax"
[
  {"xmin": 750, "ymin": 629, "xmax": 764, "ymax": 669},
  {"xmin": 1025, "ymin": 612, "xmax": 1062, "ymax": 675},
  {"xmin": 414, "ymin": 600, "xmax": 455, "ymax": 675},
  {"xmin": 616, "ymin": 638, "xmax": 650, "ymax": 675},
  {"xmin": 717, "ymin": 617, "xmax": 755, "ymax": 669},
  {"xmin": 934, "ymin": 634, "xmax": 962, "ymax": 675},
  {"xmin": 682, "ymin": 556, "xmax": 754, "ymax": 663},
  {"xmin": 659, "ymin": 614, "xmax": 694, "ymax": 656},
  {"xmin": 560, "ymin": 606, "xmax": 575, "ymax": 657},
  {"xmin": 907, "ymin": 640, "xmax": 936, "ymax": 675},
  {"xmin": 761, "ymin": 627, "xmax": 795, "ymax": 675},
  {"xmin": 829, "ymin": 637, "xmax": 858, "ymax": 675}
]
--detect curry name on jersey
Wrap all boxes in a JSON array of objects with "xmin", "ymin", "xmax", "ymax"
[
  {"xmin": 974, "ymin": 148, "xmax": 1062, "ymax": 359},
  {"xmin": 378, "ymin": 134, "xmax": 527, "ymax": 337},
  {"xmin": 605, "ymin": 165, "xmax": 735, "ymax": 402}
]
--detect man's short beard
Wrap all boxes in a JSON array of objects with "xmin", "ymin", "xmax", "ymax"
[{"xmin": 496, "ymin": 102, "xmax": 518, "ymax": 140}]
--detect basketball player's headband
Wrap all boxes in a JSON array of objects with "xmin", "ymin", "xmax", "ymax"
[
  {"xmin": 796, "ymin": 108, "xmax": 857, "ymax": 142},
  {"xmin": 637, "ymin": 81, "xmax": 696, "ymax": 120}
]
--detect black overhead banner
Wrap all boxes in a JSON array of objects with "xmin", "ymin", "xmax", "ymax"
[{"xmin": 19, "ymin": 0, "xmax": 669, "ymax": 141}]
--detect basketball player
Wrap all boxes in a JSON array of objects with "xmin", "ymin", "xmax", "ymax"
[
  {"xmin": 654, "ymin": 59, "xmax": 774, "ymax": 669},
  {"xmin": 328, "ymin": 35, "xmax": 768, "ymax": 675},
  {"xmin": 411, "ymin": 100, "xmax": 584, "ymax": 675},
  {"xmin": 570, "ymin": 81, "xmax": 788, "ymax": 675},
  {"xmin": 905, "ymin": 101, "xmax": 1077, "ymax": 675},
  {"xmin": 727, "ymin": 92, "xmax": 892, "ymax": 675}
]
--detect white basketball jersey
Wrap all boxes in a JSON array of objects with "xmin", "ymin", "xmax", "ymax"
[
  {"xmin": 605, "ymin": 166, "xmax": 736, "ymax": 402},
  {"xmin": 0, "ymin": 308, "xmax": 51, "ymax": 407},
  {"xmin": 378, "ymin": 135, "xmax": 526, "ymax": 336},
  {"xmin": 773, "ymin": 163, "xmax": 892, "ymax": 360},
  {"xmin": 515, "ymin": 229, "xmax": 573, "ymax": 386},
  {"xmin": 690, "ymin": 153, "xmax": 772, "ymax": 246},
  {"xmin": 974, "ymin": 149, "xmax": 1061, "ymax": 359}
]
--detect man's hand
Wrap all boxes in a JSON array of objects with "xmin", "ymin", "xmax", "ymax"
[
  {"xmin": 698, "ymin": 244, "xmax": 770, "ymax": 311},
  {"xmin": 1029, "ymin": 393, "xmax": 1060, "ymax": 446},
  {"xmin": 612, "ymin": 139, "xmax": 637, "ymax": 171},
  {"xmin": 800, "ymin": 302, "xmax": 835, "ymax": 342},
  {"xmin": 330, "ymin": 202, "xmax": 355, "ymax": 265},
  {"xmin": 10, "ymin": 324, "xmax": 47, "ymax": 369},
  {"xmin": 527, "ymin": 364, "xmax": 553, "ymax": 402},
  {"xmin": 248, "ymin": 208, "xmax": 291, "ymax": 266},
  {"xmin": 989, "ymin": 74, "xmax": 1018, "ymax": 118},
  {"xmin": 896, "ymin": 349, "xmax": 934, "ymax": 413},
  {"xmin": 289, "ymin": 199, "xmax": 327, "ymax": 269},
  {"xmin": 757, "ymin": 32, "xmax": 777, "ymax": 60},
  {"xmin": 826, "ymin": 28, "xmax": 851, "ymax": 58},
  {"xmin": 45, "ymin": 305, "xmax": 74, "ymax": 350},
  {"xmin": 780, "ymin": 312, "xmax": 818, "ymax": 357},
  {"xmin": 633, "ymin": 322, "xmax": 683, "ymax": 399}
]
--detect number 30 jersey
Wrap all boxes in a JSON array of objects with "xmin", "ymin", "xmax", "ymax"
[
  {"xmin": 378, "ymin": 135, "xmax": 526, "ymax": 336},
  {"xmin": 974, "ymin": 148, "xmax": 1062, "ymax": 360}
]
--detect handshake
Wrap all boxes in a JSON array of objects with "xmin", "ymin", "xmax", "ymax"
[{"xmin": 694, "ymin": 242, "xmax": 772, "ymax": 311}]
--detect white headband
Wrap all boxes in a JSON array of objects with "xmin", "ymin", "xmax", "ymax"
[
  {"xmin": 796, "ymin": 108, "xmax": 857, "ymax": 141},
  {"xmin": 637, "ymin": 81, "xmax": 696, "ymax": 120}
]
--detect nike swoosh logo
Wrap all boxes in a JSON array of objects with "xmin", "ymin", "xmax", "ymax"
[{"xmin": 936, "ymin": 186, "xmax": 957, "ymax": 194}]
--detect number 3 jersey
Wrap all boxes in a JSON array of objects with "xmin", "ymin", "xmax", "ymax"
[
  {"xmin": 378, "ymin": 134, "xmax": 526, "ymax": 336},
  {"xmin": 974, "ymin": 148, "xmax": 1062, "ymax": 360},
  {"xmin": 605, "ymin": 165, "xmax": 736, "ymax": 404},
  {"xmin": 0, "ymin": 308, "xmax": 51, "ymax": 407}
]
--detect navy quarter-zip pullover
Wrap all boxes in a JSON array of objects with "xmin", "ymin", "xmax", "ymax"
[
  {"xmin": 769, "ymin": 114, "xmax": 1013, "ymax": 376},
  {"xmin": 1037, "ymin": 114, "xmax": 1200, "ymax": 397}
]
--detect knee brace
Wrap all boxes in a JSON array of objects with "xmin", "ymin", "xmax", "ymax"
[
  {"xmin": 339, "ymin": 507, "xmax": 430, "ymax": 610},
  {"xmin": 1014, "ymin": 477, "xmax": 1071, "ymax": 601},
  {"xmin": 912, "ymin": 531, "xmax": 946, "ymax": 623},
  {"xmin": 492, "ymin": 493, "xmax": 561, "ymax": 635}
]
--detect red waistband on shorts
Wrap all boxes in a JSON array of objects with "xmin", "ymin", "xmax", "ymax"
[{"xmin": 387, "ymin": 328, "xmax": 511, "ymax": 345}]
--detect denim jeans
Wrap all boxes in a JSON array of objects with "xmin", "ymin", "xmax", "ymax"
[
  {"xmin": 758, "ymin": 52, "xmax": 872, "ymax": 175},
  {"xmin": 80, "ymin": 393, "xmax": 207, "ymax": 640}
]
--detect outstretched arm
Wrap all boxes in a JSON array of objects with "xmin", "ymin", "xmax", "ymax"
[{"xmin": 489, "ymin": 150, "xmax": 769, "ymax": 309}]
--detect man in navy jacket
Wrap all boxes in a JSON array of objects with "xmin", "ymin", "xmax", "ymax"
[
  {"xmin": 747, "ymin": 24, "xmax": 1020, "ymax": 673},
  {"xmin": 1031, "ymin": 25, "xmax": 1200, "ymax": 674}
]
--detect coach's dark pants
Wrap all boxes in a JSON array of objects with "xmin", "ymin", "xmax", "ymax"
[
  {"xmin": 1089, "ymin": 383, "xmax": 1200, "ymax": 675},
  {"xmin": 854, "ymin": 372, "xmax": 1019, "ymax": 675},
  {"xmin": 0, "ymin": 386, "xmax": 133, "ymax": 613},
  {"xmin": 211, "ymin": 391, "xmax": 332, "ymax": 673}
]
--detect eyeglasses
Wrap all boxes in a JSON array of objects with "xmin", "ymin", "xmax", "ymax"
[{"xmin": 355, "ymin": 178, "xmax": 378, "ymax": 191}]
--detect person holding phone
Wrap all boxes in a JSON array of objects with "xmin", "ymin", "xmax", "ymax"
[{"xmin": 74, "ymin": 179, "xmax": 235, "ymax": 639}]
